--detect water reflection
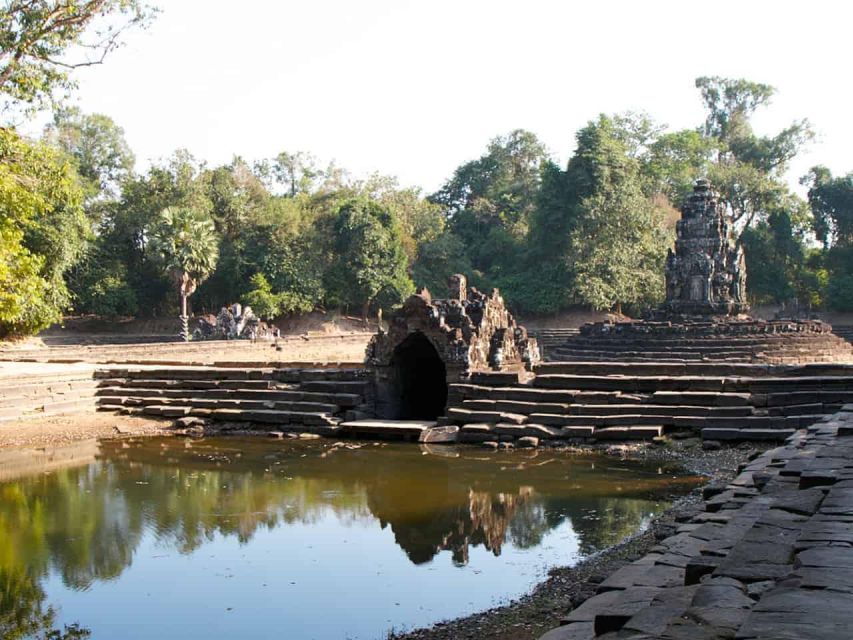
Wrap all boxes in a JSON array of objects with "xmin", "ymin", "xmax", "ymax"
[{"xmin": 0, "ymin": 437, "xmax": 702, "ymax": 639}]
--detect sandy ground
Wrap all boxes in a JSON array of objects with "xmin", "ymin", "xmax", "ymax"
[
  {"xmin": 0, "ymin": 412, "xmax": 171, "ymax": 449},
  {"xmin": 0, "ymin": 333, "xmax": 372, "ymax": 365}
]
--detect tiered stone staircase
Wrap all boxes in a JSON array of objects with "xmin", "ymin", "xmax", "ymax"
[
  {"xmin": 539, "ymin": 407, "xmax": 853, "ymax": 640},
  {"xmin": 0, "ymin": 364, "xmax": 97, "ymax": 423},
  {"xmin": 834, "ymin": 324, "xmax": 853, "ymax": 344},
  {"xmin": 94, "ymin": 366, "xmax": 371, "ymax": 435},
  {"xmin": 548, "ymin": 328, "xmax": 853, "ymax": 364},
  {"xmin": 444, "ymin": 364, "xmax": 853, "ymax": 443},
  {"xmin": 528, "ymin": 328, "xmax": 580, "ymax": 354}
]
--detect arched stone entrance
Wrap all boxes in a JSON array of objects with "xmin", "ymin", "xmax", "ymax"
[
  {"xmin": 365, "ymin": 274, "xmax": 540, "ymax": 421},
  {"xmin": 384, "ymin": 332, "xmax": 448, "ymax": 420}
]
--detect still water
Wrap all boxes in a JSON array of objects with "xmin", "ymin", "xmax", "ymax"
[{"xmin": 0, "ymin": 437, "xmax": 703, "ymax": 640}]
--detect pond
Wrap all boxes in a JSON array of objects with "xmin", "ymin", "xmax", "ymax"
[{"xmin": 0, "ymin": 437, "xmax": 703, "ymax": 640}]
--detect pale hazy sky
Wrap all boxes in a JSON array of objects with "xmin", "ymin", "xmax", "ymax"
[{"xmin": 49, "ymin": 0, "xmax": 853, "ymax": 194}]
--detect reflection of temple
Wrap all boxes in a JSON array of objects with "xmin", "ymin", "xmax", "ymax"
[
  {"xmin": 370, "ymin": 487, "xmax": 534, "ymax": 566},
  {"xmin": 0, "ymin": 436, "xmax": 695, "ymax": 635}
]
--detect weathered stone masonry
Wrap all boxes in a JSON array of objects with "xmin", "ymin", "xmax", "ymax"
[
  {"xmin": 663, "ymin": 178, "xmax": 748, "ymax": 317},
  {"xmin": 539, "ymin": 406, "xmax": 853, "ymax": 640},
  {"xmin": 366, "ymin": 274, "xmax": 540, "ymax": 419}
]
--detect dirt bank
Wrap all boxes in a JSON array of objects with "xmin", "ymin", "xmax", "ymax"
[{"xmin": 0, "ymin": 412, "xmax": 172, "ymax": 449}]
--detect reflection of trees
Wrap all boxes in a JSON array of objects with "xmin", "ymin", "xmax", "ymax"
[
  {"xmin": 548, "ymin": 496, "xmax": 667, "ymax": 556},
  {"xmin": 0, "ymin": 565, "xmax": 90, "ymax": 639},
  {"xmin": 0, "ymin": 438, "xmax": 701, "ymax": 634}
]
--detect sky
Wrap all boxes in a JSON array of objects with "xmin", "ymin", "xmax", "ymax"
[{"xmin": 45, "ymin": 0, "xmax": 853, "ymax": 194}]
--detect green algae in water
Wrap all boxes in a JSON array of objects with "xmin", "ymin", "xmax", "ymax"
[{"xmin": 0, "ymin": 437, "xmax": 702, "ymax": 639}]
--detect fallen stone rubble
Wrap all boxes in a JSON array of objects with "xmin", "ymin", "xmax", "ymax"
[{"xmin": 539, "ymin": 405, "xmax": 853, "ymax": 640}]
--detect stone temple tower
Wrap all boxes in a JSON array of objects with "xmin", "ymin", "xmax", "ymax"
[{"xmin": 663, "ymin": 179, "xmax": 748, "ymax": 317}]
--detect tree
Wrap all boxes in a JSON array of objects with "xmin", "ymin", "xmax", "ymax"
[
  {"xmin": 43, "ymin": 107, "xmax": 134, "ymax": 199},
  {"xmin": 694, "ymin": 76, "xmax": 814, "ymax": 239},
  {"xmin": 431, "ymin": 130, "xmax": 549, "ymax": 277},
  {"xmin": 242, "ymin": 273, "xmax": 279, "ymax": 320},
  {"xmin": 272, "ymin": 151, "xmax": 319, "ymax": 197},
  {"xmin": 803, "ymin": 166, "xmax": 853, "ymax": 248},
  {"xmin": 151, "ymin": 207, "xmax": 219, "ymax": 340},
  {"xmin": 695, "ymin": 76, "xmax": 775, "ymax": 146},
  {"xmin": 566, "ymin": 116, "xmax": 672, "ymax": 313},
  {"xmin": 0, "ymin": 127, "xmax": 86, "ymax": 336},
  {"xmin": 410, "ymin": 230, "xmax": 473, "ymax": 295},
  {"xmin": 325, "ymin": 198, "xmax": 413, "ymax": 319},
  {"xmin": 570, "ymin": 181, "xmax": 671, "ymax": 313},
  {"xmin": 645, "ymin": 129, "xmax": 717, "ymax": 205},
  {"xmin": 802, "ymin": 166, "xmax": 853, "ymax": 310},
  {"xmin": 0, "ymin": 1, "xmax": 155, "ymax": 114},
  {"xmin": 83, "ymin": 150, "xmax": 209, "ymax": 316}
]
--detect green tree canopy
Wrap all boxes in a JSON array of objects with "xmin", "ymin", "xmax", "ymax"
[
  {"xmin": 324, "ymin": 197, "xmax": 413, "ymax": 318},
  {"xmin": 0, "ymin": 0, "xmax": 155, "ymax": 115},
  {"xmin": 150, "ymin": 206, "xmax": 219, "ymax": 335},
  {"xmin": 44, "ymin": 107, "xmax": 135, "ymax": 199},
  {"xmin": 0, "ymin": 127, "xmax": 86, "ymax": 336}
]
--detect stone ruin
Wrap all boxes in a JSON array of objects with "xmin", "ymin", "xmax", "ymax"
[
  {"xmin": 366, "ymin": 274, "xmax": 539, "ymax": 419},
  {"xmin": 551, "ymin": 178, "xmax": 853, "ymax": 364},
  {"xmin": 663, "ymin": 178, "xmax": 748, "ymax": 317},
  {"xmin": 193, "ymin": 303, "xmax": 277, "ymax": 341}
]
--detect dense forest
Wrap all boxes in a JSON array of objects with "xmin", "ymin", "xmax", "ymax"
[{"xmin": 1, "ymin": 2, "xmax": 852, "ymax": 339}]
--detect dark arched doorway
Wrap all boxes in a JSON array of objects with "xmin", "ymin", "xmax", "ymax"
[{"xmin": 387, "ymin": 332, "xmax": 448, "ymax": 420}]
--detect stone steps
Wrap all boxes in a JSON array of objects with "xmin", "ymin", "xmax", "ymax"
[
  {"xmin": 834, "ymin": 325, "xmax": 853, "ymax": 343},
  {"xmin": 0, "ymin": 396, "xmax": 96, "ymax": 422},
  {"xmin": 539, "ymin": 409, "xmax": 853, "ymax": 640},
  {"xmin": 95, "ymin": 385, "xmax": 362, "ymax": 407},
  {"xmin": 530, "ymin": 413, "xmax": 804, "ymax": 429},
  {"xmin": 550, "ymin": 342, "xmax": 846, "ymax": 358},
  {"xmin": 95, "ymin": 377, "xmax": 277, "ymax": 390},
  {"xmin": 533, "ymin": 373, "xmax": 853, "ymax": 393},
  {"xmin": 339, "ymin": 419, "xmax": 438, "ymax": 440},
  {"xmin": 545, "ymin": 322, "xmax": 853, "ymax": 365},
  {"xmin": 457, "ymin": 422, "xmax": 663, "ymax": 443},
  {"xmin": 462, "ymin": 399, "xmax": 754, "ymax": 418},
  {"xmin": 527, "ymin": 328, "xmax": 580, "ymax": 349},
  {"xmin": 134, "ymin": 404, "xmax": 340, "ymax": 427},
  {"xmin": 96, "ymin": 367, "xmax": 277, "ymax": 381},
  {"xmin": 445, "ymin": 363, "xmax": 850, "ymax": 441},
  {"xmin": 535, "ymin": 361, "xmax": 853, "ymax": 378},
  {"xmin": 97, "ymin": 395, "xmax": 339, "ymax": 414},
  {"xmin": 94, "ymin": 366, "xmax": 369, "ymax": 430},
  {"xmin": 0, "ymin": 369, "xmax": 97, "ymax": 422}
]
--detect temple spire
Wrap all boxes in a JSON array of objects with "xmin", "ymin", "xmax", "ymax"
[{"xmin": 663, "ymin": 179, "xmax": 748, "ymax": 317}]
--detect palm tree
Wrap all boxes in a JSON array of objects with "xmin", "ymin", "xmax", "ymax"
[{"xmin": 151, "ymin": 207, "xmax": 219, "ymax": 340}]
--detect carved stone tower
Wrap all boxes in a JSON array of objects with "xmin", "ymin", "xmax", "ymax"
[{"xmin": 663, "ymin": 179, "xmax": 748, "ymax": 316}]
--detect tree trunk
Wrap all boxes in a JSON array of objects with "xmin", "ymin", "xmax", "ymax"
[{"xmin": 180, "ymin": 292, "xmax": 189, "ymax": 341}]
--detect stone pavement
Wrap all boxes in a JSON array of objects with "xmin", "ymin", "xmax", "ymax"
[{"xmin": 540, "ymin": 405, "xmax": 853, "ymax": 640}]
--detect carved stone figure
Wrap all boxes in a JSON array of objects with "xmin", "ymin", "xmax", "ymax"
[{"xmin": 663, "ymin": 179, "xmax": 748, "ymax": 316}]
